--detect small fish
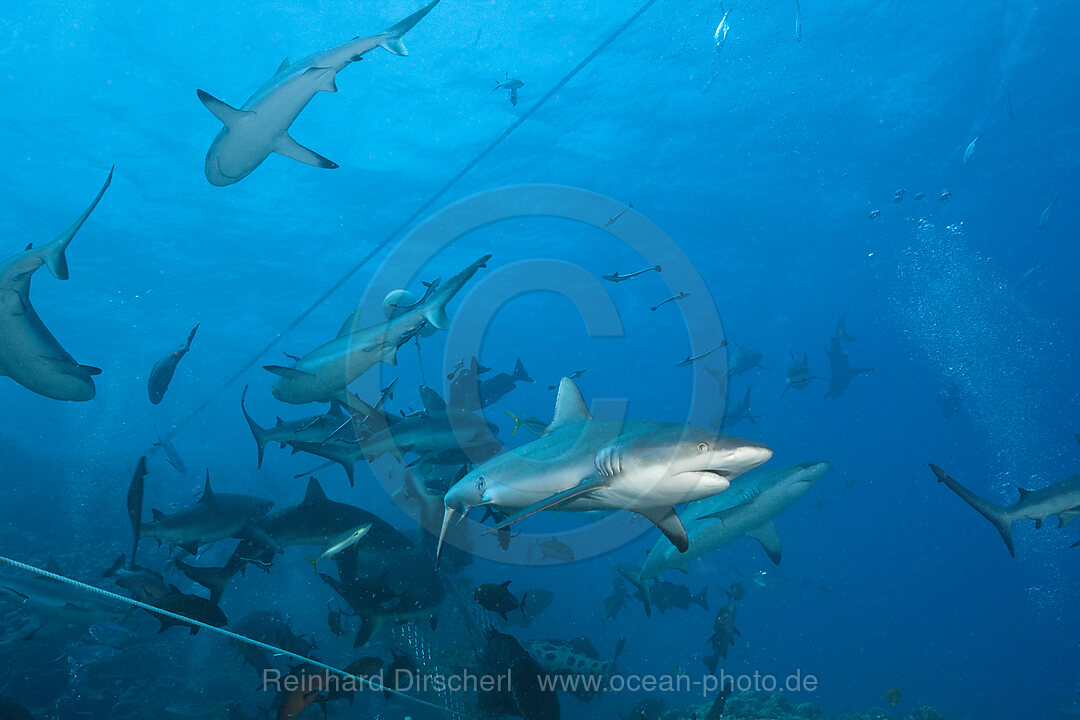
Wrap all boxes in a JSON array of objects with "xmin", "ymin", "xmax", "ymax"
[
  {"xmin": 154, "ymin": 426, "xmax": 188, "ymax": 474},
  {"xmin": 548, "ymin": 368, "xmax": 587, "ymax": 391},
  {"xmin": 474, "ymin": 580, "xmax": 527, "ymax": 619},
  {"xmin": 505, "ymin": 410, "xmax": 547, "ymax": 435},
  {"xmin": 963, "ymin": 136, "xmax": 980, "ymax": 165},
  {"xmin": 650, "ymin": 291, "xmax": 690, "ymax": 312},
  {"xmin": 793, "ymin": 0, "xmax": 802, "ymax": 41},
  {"xmin": 714, "ymin": 6, "xmax": 732, "ymax": 52},
  {"xmin": 1038, "ymin": 198, "xmax": 1057, "ymax": 229},
  {"xmin": 868, "ymin": 209, "xmax": 880, "ymax": 219},
  {"xmin": 939, "ymin": 190, "xmax": 952, "ymax": 201},
  {"xmin": 538, "ymin": 536, "xmax": 574, "ymax": 562},
  {"xmin": 89, "ymin": 621, "xmax": 136, "ymax": 648},
  {"xmin": 892, "ymin": 194, "xmax": 904, "ymax": 204},
  {"xmin": 914, "ymin": 192, "xmax": 925, "ymax": 201},
  {"xmin": 305, "ymin": 523, "xmax": 372, "ymax": 574},
  {"xmin": 886, "ymin": 687, "xmax": 902, "ymax": 706},
  {"xmin": 604, "ymin": 202, "xmax": 635, "ymax": 227},
  {"xmin": 675, "ymin": 342, "xmax": 726, "ymax": 367},
  {"xmin": 602, "ymin": 265, "xmax": 661, "ymax": 283}
]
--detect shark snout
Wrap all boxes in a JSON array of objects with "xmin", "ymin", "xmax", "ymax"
[{"xmin": 729, "ymin": 440, "xmax": 773, "ymax": 474}]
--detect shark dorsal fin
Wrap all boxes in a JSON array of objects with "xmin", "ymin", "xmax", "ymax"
[
  {"xmin": 304, "ymin": 477, "xmax": 328, "ymax": 505},
  {"xmin": 501, "ymin": 580, "xmax": 512, "ymax": 588},
  {"xmin": 545, "ymin": 378, "xmax": 592, "ymax": 435},
  {"xmin": 418, "ymin": 386, "xmax": 447, "ymax": 413},
  {"xmin": 152, "ymin": 508, "xmax": 166, "ymax": 521},
  {"xmin": 337, "ymin": 307, "xmax": 363, "ymax": 337},
  {"xmin": 276, "ymin": 57, "xmax": 290, "ymax": 75},
  {"xmin": 1017, "ymin": 487, "xmax": 1033, "ymax": 499},
  {"xmin": 200, "ymin": 471, "xmax": 214, "ymax": 503}
]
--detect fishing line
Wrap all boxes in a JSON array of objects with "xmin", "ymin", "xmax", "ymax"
[
  {"xmin": 163, "ymin": 0, "xmax": 662, "ymax": 443},
  {"xmin": 0, "ymin": 554, "xmax": 472, "ymax": 719}
]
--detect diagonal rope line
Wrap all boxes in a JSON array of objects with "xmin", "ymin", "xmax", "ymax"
[
  {"xmin": 0, "ymin": 554, "xmax": 473, "ymax": 718},
  {"xmin": 163, "ymin": 0, "xmax": 661, "ymax": 443}
]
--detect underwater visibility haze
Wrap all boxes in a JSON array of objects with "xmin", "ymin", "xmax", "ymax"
[{"xmin": 0, "ymin": 1, "xmax": 1078, "ymax": 719}]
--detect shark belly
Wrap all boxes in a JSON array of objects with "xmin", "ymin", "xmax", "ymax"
[{"xmin": 0, "ymin": 294, "xmax": 95, "ymax": 401}]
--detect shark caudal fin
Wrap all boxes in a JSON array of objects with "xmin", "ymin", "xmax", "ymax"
[
  {"xmin": 512, "ymin": 358, "xmax": 533, "ymax": 384},
  {"xmin": 377, "ymin": 0, "xmax": 441, "ymax": 56},
  {"xmin": 240, "ymin": 386, "xmax": 270, "ymax": 468},
  {"xmin": 42, "ymin": 166, "xmax": 113, "ymax": 280},
  {"xmin": 930, "ymin": 464, "xmax": 1016, "ymax": 557},
  {"xmin": 613, "ymin": 563, "xmax": 652, "ymax": 618}
]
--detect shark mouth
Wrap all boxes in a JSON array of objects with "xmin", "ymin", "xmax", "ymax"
[{"xmin": 676, "ymin": 469, "xmax": 733, "ymax": 488}]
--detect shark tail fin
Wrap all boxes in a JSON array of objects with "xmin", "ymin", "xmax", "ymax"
[
  {"xmin": 240, "ymin": 386, "xmax": 269, "ymax": 468},
  {"xmin": 613, "ymin": 564, "xmax": 652, "ymax": 618},
  {"xmin": 44, "ymin": 166, "xmax": 113, "ymax": 280},
  {"xmin": 377, "ymin": 0, "xmax": 441, "ymax": 56},
  {"xmin": 930, "ymin": 464, "xmax": 1015, "ymax": 557},
  {"xmin": 512, "ymin": 358, "xmax": 533, "ymax": 384}
]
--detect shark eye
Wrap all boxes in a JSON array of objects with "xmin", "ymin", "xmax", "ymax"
[{"xmin": 697, "ymin": 442, "xmax": 709, "ymax": 453}]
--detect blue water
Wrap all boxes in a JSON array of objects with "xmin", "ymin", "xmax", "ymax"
[{"xmin": 1, "ymin": 1, "xmax": 1078, "ymax": 719}]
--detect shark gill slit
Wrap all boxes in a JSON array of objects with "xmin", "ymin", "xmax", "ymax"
[
  {"xmin": 158, "ymin": 0, "xmax": 663, "ymax": 449},
  {"xmin": 0, "ymin": 554, "xmax": 472, "ymax": 719}
]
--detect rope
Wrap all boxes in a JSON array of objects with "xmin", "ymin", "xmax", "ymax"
[
  {"xmin": 0, "ymin": 554, "xmax": 470, "ymax": 719},
  {"xmin": 163, "ymin": 0, "xmax": 662, "ymax": 443}
]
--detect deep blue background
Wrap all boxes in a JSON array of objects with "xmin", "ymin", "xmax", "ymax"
[{"xmin": 1, "ymin": 1, "xmax": 1078, "ymax": 719}]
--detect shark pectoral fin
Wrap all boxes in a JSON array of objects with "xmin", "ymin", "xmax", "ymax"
[
  {"xmin": 638, "ymin": 507, "xmax": 689, "ymax": 553},
  {"xmin": 746, "ymin": 520, "xmax": 781, "ymax": 564},
  {"xmin": 196, "ymin": 89, "xmax": 253, "ymax": 128},
  {"xmin": 37, "ymin": 355, "xmax": 102, "ymax": 377},
  {"xmin": 274, "ymin": 133, "xmax": 338, "ymax": 169},
  {"xmin": 483, "ymin": 479, "xmax": 608, "ymax": 536},
  {"xmin": 263, "ymin": 365, "xmax": 315, "ymax": 380}
]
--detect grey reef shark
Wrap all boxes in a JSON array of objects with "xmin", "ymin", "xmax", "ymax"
[
  {"xmin": 435, "ymin": 377, "xmax": 773, "ymax": 565},
  {"xmin": 198, "ymin": 0, "xmax": 442, "ymax": 186},
  {"xmin": 617, "ymin": 461, "xmax": 830, "ymax": 616},
  {"xmin": 0, "ymin": 168, "xmax": 112, "ymax": 401},
  {"xmin": 265, "ymin": 254, "xmax": 491, "ymax": 406}
]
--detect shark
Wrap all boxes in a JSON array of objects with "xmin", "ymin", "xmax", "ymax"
[
  {"xmin": 139, "ymin": 472, "xmax": 279, "ymax": 555},
  {"xmin": 780, "ymin": 351, "xmax": 818, "ymax": 398},
  {"xmin": 930, "ymin": 464, "xmax": 1080, "ymax": 557},
  {"xmin": 357, "ymin": 385, "xmax": 501, "ymax": 465},
  {"xmin": 147, "ymin": 324, "xmax": 199, "ymax": 404},
  {"xmin": 198, "ymin": 0, "xmax": 442, "ymax": 186},
  {"xmin": 229, "ymin": 477, "xmax": 413, "ymax": 570},
  {"xmin": 436, "ymin": 377, "xmax": 773, "ymax": 565},
  {"xmin": 526, "ymin": 636, "xmax": 625, "ymax": 703},
  {"xmin": 617, "ymin": 461, "xmax": 830, "ymax": 615},
  {"xmin": 714, "ymin": 386, "xmax": 761, "ymax": 429},
  {"xmin": 265, "ymin": 254, "xmax": 491, "ymax": 405},
  {"xmin": 823, "ymin": 334, "xmax": 872, "ymax": 399},
  {"xmin": 0, "ymin": 562, "xmax": 126, "ymax": 637},
  {"xmin": 0, "ymin": 168, "xmax": 111, "ymax": 401}
]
